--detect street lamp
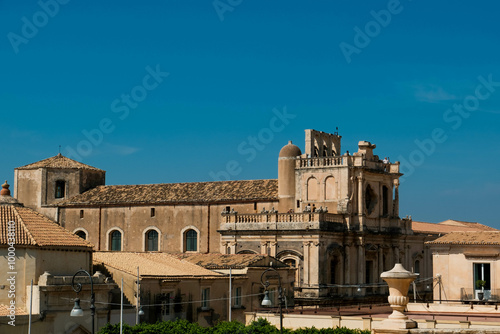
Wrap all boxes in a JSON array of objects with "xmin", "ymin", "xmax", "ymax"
[
  {"xmin": 70, "ymin": 270, "xmax": 95, "ymax": 334},
  {"xmin": 260, "ymin": 267, "xmax": 284, "ymax": 334}
]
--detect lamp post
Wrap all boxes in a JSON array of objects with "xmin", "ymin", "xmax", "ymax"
[
  {"xmin": 260, "ymin": 267, "xmax": 283, "ymax": 334},
  {"xmin": 70, "ymin": 270, "xmax": 95, "ymax": 334}
]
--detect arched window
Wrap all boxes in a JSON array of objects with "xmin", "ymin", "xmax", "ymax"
[
  {"xmin": 75, "ymin": 230, "xmax": 87, "ymax": 240},
  {"xmin": 185, "ymin": 229, "xmax": 197, "ymax": 252},
  {"xmin": 110, "ymin": 230, "xmax": 122, "ymax": 251},
  {"xmin": 146, "ymin": 230, "xmax": 159, "ymax": 251},
  {"xmin": 307, "ymin": 177, "xmax": 318, "ymax": 201},
  {"xmin": 414, "ymin": 260, "xmax": 420, "ymax": 274},
  {"xmin": 325, "ymin": 176, "xmax": 336, "ymax": 200},
  {"xmin": 55, "ymin": 180, "xmax": 65, "ymax": 198}
]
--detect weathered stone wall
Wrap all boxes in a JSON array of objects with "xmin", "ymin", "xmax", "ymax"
[{"xmin": 61, "ymin": 200, "xmax": 278, "ymax": 252}]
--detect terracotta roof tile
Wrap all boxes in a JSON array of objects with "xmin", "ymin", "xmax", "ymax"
[
  {"xmin": 0, "ymin": 205, "xmax": 93, "ymax": 249},
  {"xmin": 16, "ymin": 154, "xmax": 103, "ymax": 171},
  {"xmin": 427, "ymin": 231, "xmax": 500, "ymax": 245},
  {"xmin": 0, "ymin": 304, "xmax": 28, "ymax": 316},
  {"xmin": 173, "ymin": 253, "xmax": 276, "ymax": 269},
  {"xmin": 412, "ymin": 220, "xmax": 498, "ymax": 234},
  {"xmin": 60, "ymin": 179, "xmax": 278, "ymax": 206},
  {"xmin": 438, "ymin": 219, "xmax": 498, "ymax": 231},
  {"xmin": 93, "ymin": 252, "xmax": 223, "ymax": 278}
]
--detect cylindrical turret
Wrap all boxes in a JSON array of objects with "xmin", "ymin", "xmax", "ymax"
[{"xmin": 278, "ymin": 141, "xmax": 301, "ymax": 213}]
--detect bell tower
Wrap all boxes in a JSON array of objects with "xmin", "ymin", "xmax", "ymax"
[{"xmin": 14, "ymin": 153, "xmax": 105, "ymax": 221}]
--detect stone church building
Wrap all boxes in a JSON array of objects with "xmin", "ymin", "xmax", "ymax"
[{"xmin": 13, "ymin": 129, "xmax": 479, "ymax": 302}]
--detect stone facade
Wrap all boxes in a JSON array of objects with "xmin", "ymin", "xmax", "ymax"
[
  {"xmin": 0, "ymin": 181, "xmax": 116, "ymax": 334},
  {"xmin": 429, "ymin": 231, "xmax": 500, "ymax": 302},
  {"xmin": 12, "ymin": 129, "xmax": 450, "ymax": 302}
]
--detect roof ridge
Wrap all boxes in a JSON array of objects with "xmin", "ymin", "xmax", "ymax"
[
  {"xmin": 13, "ymin": 206, "xmax": 37, "ymax": 245},
  {"xmin": 16, "ymin": 154, "xmax": 103, "ymax": 171},
  {"xmin": 98, "ymin": 179, "xmax": 278, "ymax": 188}
]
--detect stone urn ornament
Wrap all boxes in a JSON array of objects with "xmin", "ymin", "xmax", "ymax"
[{"xmin": 375, "ymin": 263, "xmax": 418, "ymax": 331}]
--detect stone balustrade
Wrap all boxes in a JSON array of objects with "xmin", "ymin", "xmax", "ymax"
[
  {"xmin": 296, "ymin": 155, "xmax": 400, "ymax": 173},
  {"xmin": 220, "ymin": 212, "xmax": 345, "ymax": 231}
]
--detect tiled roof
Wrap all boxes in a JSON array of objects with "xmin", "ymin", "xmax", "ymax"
[
  {"xmin": 427, "ymin": 231, "xmax": 500, "ymax": 245},
  {"xmin": 0, "ymin": 205, "xmax": 93, "ymax": 249},
  {"xmin": 16, "ymin": 154, "xmax": 103, "ymax": 171},
  {"xmin": 0, "ymin": 304, "xmax": 28, "ymax": 316},
  {"xmin": 60, "ymin": 179, "xmax": 278, "ymax": 206},
  {"xmin": 439, "ymin": 219, "xmax": 498, "ymax": 231},
  {"xmin": 412, "ymin": 220, "xmax": 498, "ymax": 235},
  {"xmin": 174, "ymin": 253, "xmax": 279, "ymax": 269},
  {"xmin": 93, "ymin": 252, "xmax": 223, "ymax": 278}
]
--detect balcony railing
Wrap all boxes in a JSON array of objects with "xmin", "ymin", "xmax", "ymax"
[
  {"xmin": 461, "ymin": 287, "xmax": 500, "ymax": 301},
  {"xmin": 221, "ymin": 212, "xmax": 345, "ymax": 224},
  {"xmin": 296, "ymin": 155, "xmax": 399, "ymax": 173}
]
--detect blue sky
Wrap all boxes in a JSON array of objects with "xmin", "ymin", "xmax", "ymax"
[{"xmin": 1, "ymin": 1, "xmax": 499, "ymax": 227}]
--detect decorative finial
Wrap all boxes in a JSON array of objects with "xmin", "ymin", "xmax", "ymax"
[
  {"xmin": 1, "ymin": 181, "xmax": 11, "ymax": 196},
  {"xmin": 288, "ymin": 140, "xmax": 292, "ymax": 144}
]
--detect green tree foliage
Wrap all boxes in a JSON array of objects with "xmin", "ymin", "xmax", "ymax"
[{"xmin": 97, "ymin": 318, "xmax": 370, "ymax": 334}]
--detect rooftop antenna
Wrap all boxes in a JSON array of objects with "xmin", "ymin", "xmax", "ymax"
[
  {"xmin": 334, "ymin": 127, "xmax": 339, "ymax": 136},
  {"xmin": 58, "ymin": 145, "xmax": 61, "ymax": 154}
]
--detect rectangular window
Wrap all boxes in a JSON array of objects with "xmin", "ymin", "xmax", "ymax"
[
  {"xmin": 254, "ymin": 202, "xmax": 257, "ymax": 210},
  {"xmin": 55, "ymin": 180, "xmax": 65, "ymax": 199},
  {"xmin": 162, "ymin": 293, "xmax": 171, "ymax": 317},
  {"xmin": 80, "ymin": 210, "xmax": 84, "ymax": 219},
  {"xmin": 234, "ymin": 287, "xmax": 241, "ymax": 307},
  {"xmin": 474, "ymin": 263, "xmax": 491, "ymax": 290},
  {"xmin": 202, "ymin": 288, "xmax": 210, "ymax": 309},
  {"xmin": 151, "ymin": 208, "xmax": 156, "ymax": 217},
  {"xmin": 365, "ymin": 260, "xmax": 373, "ymax": 283},
  {"xmin": 330, "ymin": 260, "xmax": 336, "ymax": 284},
  {"xmin": 186, "ymin": 230, "xmax": 198, "ymax": 252},
  {"xmin": 382, "ymin": 186, "xmax": 389, "ymax": 216}
]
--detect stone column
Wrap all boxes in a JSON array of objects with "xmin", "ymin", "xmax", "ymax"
[
  {"xmin": 393, "ymin": 180, "xmax": 399, "ymax": 217},
  {"xmin": 260, "ymin": 241, "xmax": 268, "ymax": 255},
  {"xmin": 423, "ymin": 246, "xmax": 429, "ymax": 281},
  {"xmin": 378, "ymin": 247, "xmax": 384, "ymax": 293},
  {"xmin": 379, "ymin": 182, "xmax": 383, "ymax": 218},
  {"xmin": 229, "ymin": 242, "xmax": 237, "ymax": 255},
  {"xmin": 344, "ymin": 244, "xmax": 351, "ymax": 291},
  {"xmin": 222, "ymin": 242, "xmax": 229, "ymax": 254},
  {"xmin": 393, "ymin": 246, "xmax": 400, "ymax": 264},
  {"xmin": 357, "ymin": 242, "xmax": 365, "ymax": 289},
  {"xmin": 405, "ymin": 245, "xmax": 411, "ymax": 270},
  {"xmin": 310, "ymin": 241, "xmax": 321, "ymax": 286},
  {"xmin": 270, "ymin": 241, "xmax": 278, "ymax": 257},
  {"xmin": 357, "ymin": 176, "xmax": 364, "ymax": 229},
  {"xmin": 303, "ymin": 241, "xmax": 311, "ymax": 286}
]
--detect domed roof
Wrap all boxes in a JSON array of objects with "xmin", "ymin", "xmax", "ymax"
[{"xmin": 279, "ymin": 141, "xmax": 302, "ymax": 158}]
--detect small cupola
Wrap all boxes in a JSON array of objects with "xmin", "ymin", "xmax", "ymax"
[{"xmin": 0, "ymin": 181, "xmax": 21, "ymax": 206}]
